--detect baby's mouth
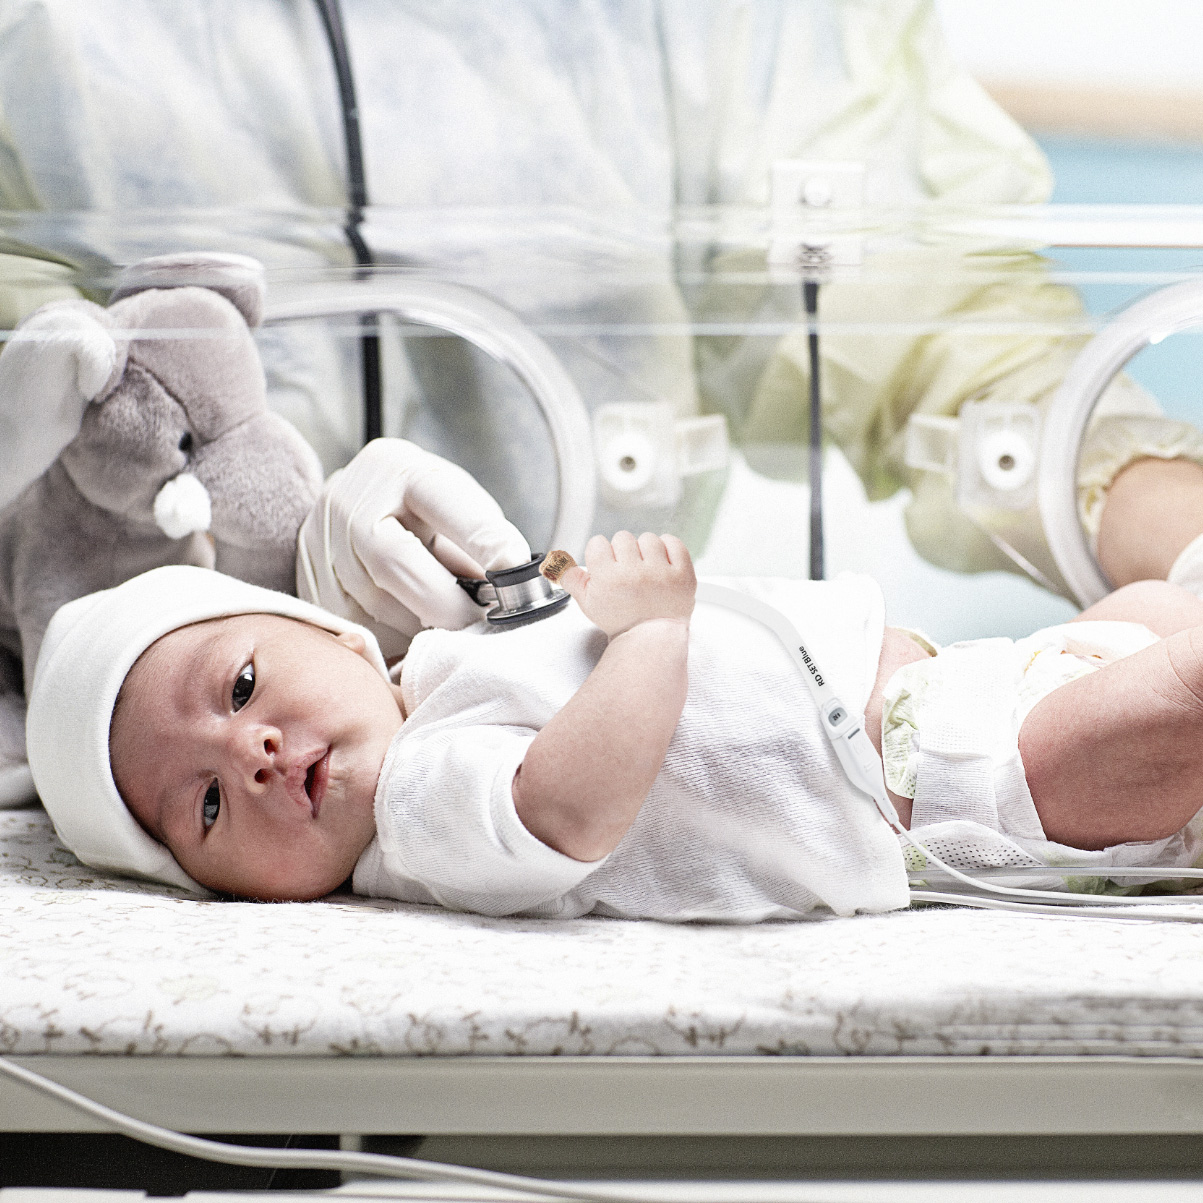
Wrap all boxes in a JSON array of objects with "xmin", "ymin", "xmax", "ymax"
[{"xmin": 304, "ymin": 750, "xmax": 330, "ymax": 818}]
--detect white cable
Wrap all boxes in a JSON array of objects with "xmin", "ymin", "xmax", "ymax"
[
  {"xmin": 909, "ymin": 864, "xmax": 1203, "ymax": 881},
  {"xmin": 695, "ymin": 583, "xmax": 1203, "ymax": 917},
  {"xmin": 0, "ymin": 1058, "xmax": 669, "ymax": 1203},
  {"xmin": 909, "ymin": 889, "xmax": 1203, "ymax": 922},
  {"xmin": 895, "ymin": 801, "xmax": 1203, "ymax": 911},
  {"xmin": 899, "ymin": 851, "xmax": 1203, "ymax": 906}
]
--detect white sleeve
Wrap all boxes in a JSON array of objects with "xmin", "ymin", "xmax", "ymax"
[{"xmin": 370, "ymin": 725, "xmax": 607, "ymax": 917}]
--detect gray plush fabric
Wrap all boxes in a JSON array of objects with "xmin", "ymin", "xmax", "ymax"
[{"xmin": 0, "ymin": 254, "xmax": 323, "ymax": 793}]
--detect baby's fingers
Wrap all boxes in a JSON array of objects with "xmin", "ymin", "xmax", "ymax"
[
  {"xmin": 661, "ymin": 533, "xmax": 690, "ymax": 566},
  {"xmin": 661, "ymin": 534, "xmax": 695, "ymax": 581},
  {"xmin": 584, "ymin": 533, "xmax": 617, "ymax": 570},
  {"xmin": 637, "ymin": 532, "xmax": 669, "ymax": 564},
  {"xmin": 556, "ymin": 564, "xmax": 589, "ymax": 602},
  {"xmin": 541, "ymin": 549, "xmax": 587, "ymax": 599},
  {"xmin": 610, "ymin": 530, "xmax": 641, "ymax": 563}
]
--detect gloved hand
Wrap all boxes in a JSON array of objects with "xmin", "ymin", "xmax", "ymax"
[{"xmin": 297, "ymin": 438, "xmax": 531, "ymax": 660}]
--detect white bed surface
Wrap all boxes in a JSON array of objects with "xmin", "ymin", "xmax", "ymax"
[{"xmin": 3, "ymin": 810, "xmax": 1203, "ymax": 1059}]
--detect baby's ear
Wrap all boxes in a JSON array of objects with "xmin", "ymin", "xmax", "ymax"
[
  {"xmin": 110, "ymin": 252, "xmax": 266, "ymax": 328},
  {"xmin": 333, "ymin": 630, "xmax": 369, "ymax": 658},
  {"xmin": 0, "ymin": 299, "xmax": 124, "ymax": 510}
]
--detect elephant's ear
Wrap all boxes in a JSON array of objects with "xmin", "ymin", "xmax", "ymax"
[
  {"xmin": 0, "ymin": 299, "xmax": 123, "ymax": 511},
  {"xmin": 109, "ymin": 252, "xmax": 266, "ymax": 329}
]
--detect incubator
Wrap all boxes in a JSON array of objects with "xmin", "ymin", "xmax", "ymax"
[{"xmin": 9, "ymin": 187, "xmax": 1203, "ymax": 1203}]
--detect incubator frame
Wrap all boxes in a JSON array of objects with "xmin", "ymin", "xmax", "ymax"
[
  {"xmin": 1042, "ymin": 277, "xmax": 1203, "ymax": 606},
  {"xmin": 262, "ymin": 275, "xmax": 596, "ymax": 557}
]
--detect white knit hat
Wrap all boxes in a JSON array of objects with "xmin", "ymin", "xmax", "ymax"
[{"xmin": 26, "ymin": 565, "xmax": 388, "ymax": 893}]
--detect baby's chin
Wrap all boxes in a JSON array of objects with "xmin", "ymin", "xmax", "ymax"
[
  {"xmin": 185, "ymin": 833, "xmax": 374, "ymax": 902},
  {"xmin": 240, "ymin": 878, "xmax": 349, "ymax": 903},
  {"xmin": 204, "ymin": 862, "xmax": 359, "ymax": 903}
]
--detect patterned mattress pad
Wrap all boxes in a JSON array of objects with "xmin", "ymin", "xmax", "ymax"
[{"xmin": 2, "ymin": 809, "xmax": 1203, "ymax": 1058}]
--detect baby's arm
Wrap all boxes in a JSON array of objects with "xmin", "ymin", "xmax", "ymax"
[{"xmin": 511, "ymin": 532, "xmax": 695, "ymax": 862}]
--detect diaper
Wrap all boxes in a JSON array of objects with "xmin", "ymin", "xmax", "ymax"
[{"xmin": 881, "ymin": 620, "xmax": 1203, "ymax": 890}]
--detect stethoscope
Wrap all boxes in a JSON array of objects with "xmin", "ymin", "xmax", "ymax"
[{"xmin": 458, "ymin": 554, "xmax": 571, "ymax": 627}]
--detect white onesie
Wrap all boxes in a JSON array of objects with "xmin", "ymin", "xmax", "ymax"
[{"xmin": 352, "ymin": 575, "xmax": 911, "ymax": 922}]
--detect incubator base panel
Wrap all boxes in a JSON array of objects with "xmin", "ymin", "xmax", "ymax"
[
  {"xmin": 6, "ymin": 1055, "xmax": 1203, "ymax": 1138},
  {"xmin": 4, "ymin": 809, "xmax": 1203, "ymax": 1141}
]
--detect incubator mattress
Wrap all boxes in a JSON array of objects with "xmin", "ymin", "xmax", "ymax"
[{"xmin": 3, "ymin": 809, "xmax": 1203, "ymax": 1058}]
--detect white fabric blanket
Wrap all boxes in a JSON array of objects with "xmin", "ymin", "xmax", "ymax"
[{"xmin": 3, "ymin": 809, "xmax": 1203, "ymax": 1058}]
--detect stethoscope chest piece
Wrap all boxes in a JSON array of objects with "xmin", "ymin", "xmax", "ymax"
[{"xmin": 457, "ymin": 554, "xmax": 571, "ymax": 628}]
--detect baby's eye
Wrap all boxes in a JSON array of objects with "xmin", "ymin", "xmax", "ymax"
[
  {"xmin": 231, "ymin": 663, "xmax": 254, "ymax": 712},
  {"xmin": 202, "ymin": 781, "xmax": 220, "ymax": 829}
]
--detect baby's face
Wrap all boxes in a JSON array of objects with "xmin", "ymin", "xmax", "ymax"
[{"xmin": 109, "ymin": 613, "xmax": 405, "ymax": 901}]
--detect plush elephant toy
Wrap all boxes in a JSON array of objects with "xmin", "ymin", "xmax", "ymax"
[{"xmin": 0, "ymin": 252, "xmax": 323, "ymax": 805}]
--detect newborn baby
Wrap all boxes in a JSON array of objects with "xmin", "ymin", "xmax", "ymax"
[{"xmin": 24, "ymin": 537, "xmax": 1203, "ymax": 918}]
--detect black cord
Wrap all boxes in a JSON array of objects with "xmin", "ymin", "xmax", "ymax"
[
  {"xmin": 804, "ymin": 278, "xmax": 823, "ymax": 580},
  {"xmin": 313, "ymin": 0, "xmax": 383, "ymax": 443}
]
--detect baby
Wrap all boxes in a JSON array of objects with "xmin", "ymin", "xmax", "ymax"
[{"xmin": 24, "ymin": 534, "xmax": 1203, "ymax": 920}]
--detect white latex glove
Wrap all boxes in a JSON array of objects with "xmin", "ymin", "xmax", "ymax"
[{"xmin": 297, "ymin": 439, "xmax": 531, "ymax": 661}]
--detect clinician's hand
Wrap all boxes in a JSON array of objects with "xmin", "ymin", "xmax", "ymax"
[{"xmin": 297, "ymin": 439, "xmax": 531, "ymax": 660}]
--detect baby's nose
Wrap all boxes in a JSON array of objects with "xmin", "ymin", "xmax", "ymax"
[{"xmin": 234, "ymin": 725, "xmax": 282, "ymax": 787}]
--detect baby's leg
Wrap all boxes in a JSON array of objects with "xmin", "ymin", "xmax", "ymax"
[
  {"xmin": 1073, "ymin": 578, "xmax": 1203, "ymax": 637},
  {"xmin": 1019, "ymin": 624, "xmax": 1203, "ymax": 849}
]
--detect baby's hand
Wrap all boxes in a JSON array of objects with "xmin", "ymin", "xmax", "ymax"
[{"xmin": 554, "ymin": 532, "xmax": 695, "ymax": 638}]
